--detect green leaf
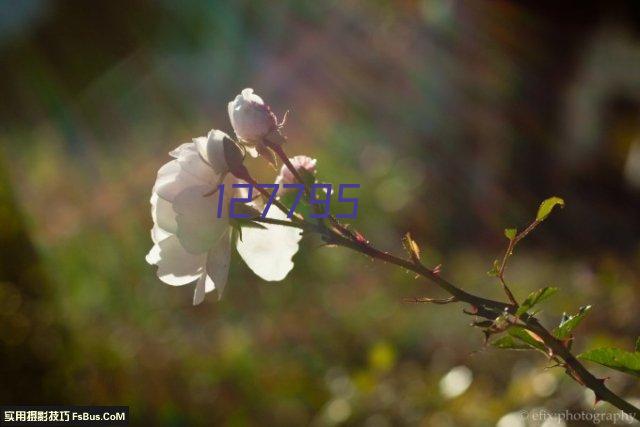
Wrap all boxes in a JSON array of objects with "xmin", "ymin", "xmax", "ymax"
[
  {"xmin": 232, "ymin": 203, "xmax": 263, "ymax": 218},
  {"xmin": 280, "ymin": 189, "xmax": 311, "ymax": 219},
  {"xmin": 508, "ymin": 327, "xmax": 547, "ymax": 352},
  {"xmin": 516, "ymin": 287, "xmax": 558, "ymax": 317},
  {"xmin": 492, "ymin": 327, "xmax": 546, "ymax": 352},
  {"xmin": 504, "ymin": 228, "xmax": 517, "ymax": 240},
  {"xmin": 636, "ymin": 338, "xmax": 640, "ymax": 353},
  {"xmin": 402, "ymin": 232, "xmax": 421, "ymax": 262},
  {"xmin": 536, "ymin": 197, "xmax": 565, "ymax": 221},
  {"xmin": 487, "ymin": 260, "xmax": 500, "ymax": 277},
  {"xmin": 579, "ymin": 348, "xmax": 640, "ymax": 377},
  {"xmin": 554, "ymin": 305, "xmax": 591, "ymax": 339},
  {"xmin": 492, "ymin": 335, "xmax": 533, "ymax": 350}
]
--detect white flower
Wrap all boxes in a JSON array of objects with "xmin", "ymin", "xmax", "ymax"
[
  {"xmin": 275, "ymin": 155, "xmax": 318, "ymax": 187},
  {"xmin": 228, "ymin": 88, "xmax": 279, "ymax": 156},
  {"xmin": 146, "ymin": 130, "xmax": 302, "ymax": 305}
]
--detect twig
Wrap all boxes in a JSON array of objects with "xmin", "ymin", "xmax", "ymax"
[{"xmin": 270, "ymin": 143, "xmax": 640, "ymax": 421}]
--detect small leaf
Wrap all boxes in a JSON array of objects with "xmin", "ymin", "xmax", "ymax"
[
  {"xmin": 299, "ymin": 168, "xmax": 317, "ymax": 188},
  {"xmin": 516, "ymin": 287, "xmax": 558, "ymax": 317},
  {"xmin": 579, "ymin": 348, "xmax": 640, "ymax": 377},
  {"xmin": 281, "ymin": 189, "xmax": 311, "ymax": 219},
  {"xmin": 492, "ymin": 335, "xmax": 532, "ymax": 350},
  {"xmin": 536, "ymin": 197, "xmax": 565, "ymax": 221},
  {"xmin": 509, "ymin": 327, "xmax": 547, "ymax": 352},
  {"xmin": 504, "ymin": 228, "xmax": 517, "ymax": 240},
  {"xmin": 554, "ymin": 305, "xmax": 591, "ymax": 339},
  {"xmin": 492, "ymin": 327, "xmax": 546, "ymax": 352},
  {"xmin": 487, "ymin": 260, "xmax": 500, "ymax": 277},
  {"xmin": 402, "ymin": 232, "xmax": 421, "ymax": 262},
  {"xmin": 635, "ymin": 338, "xmax": 640, "ymax": 353},
  {"xmin": 232, "ymin": 203, "xmax": 263, "ymax": 218}
]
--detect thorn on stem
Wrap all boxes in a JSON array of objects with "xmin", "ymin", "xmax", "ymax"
[
  {"xmin": 354, "ymin": 230, "xmax": 369, "ymax": 245},
  {"xmin": 433, "ymin": 264, "xmax": 442, "ymax": 276},
  {"xmin": 464, "ymin": 305, "xmax": 479, "ymax": 315},
  {"xmin": 594, "ymin": 393, "xmax": 604, "ymax": 407}
]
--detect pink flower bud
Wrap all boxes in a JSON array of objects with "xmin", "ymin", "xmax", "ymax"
[
  {"xmin": 275, "ymin": 155, "xmax": 317, "ymax": 187},
  {"xmin": 228, "ymin": 88, "xmax": 278, "ymax": 145}
]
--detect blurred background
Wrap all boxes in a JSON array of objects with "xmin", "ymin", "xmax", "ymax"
[{"xmin": 1, "ymin": 1, "xmax": 640, "ymax": 425}]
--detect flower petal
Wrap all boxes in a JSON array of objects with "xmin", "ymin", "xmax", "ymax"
[
  {"xmin": 145, "ymin": 244, "xmax": 161, "ymax": 265},
  {"xmin": 236, "ymin": 207, "xmax": 302, "ymax": 281},
  {"xmin": 177, "ymin": 144, "xmax": 219, "ymax": 185},
  {"xmin": 194, "ymin": 130, "xmax": 230, "ymax": 175},
  {"xmin": 169, "ymin": 142, "xmax": 195, "ymax": 158},
  {"xmin": 193, "ymin": 274, "xmax": 208, "ymax": 305},
  {"xmin": 192, "ymin": 230, "xmax": 232, "ymax": 305},
  {"xmin": 173, "ymin": 184, "xmax": 229, "ymax": 254},
  {"xmin": 151, "ymin": 192, "xmax": 178, "ymax": 234},
  {"xmin": 155, "ymin": 151, "xmax": 218, "ymax": 202},
  {"xmin": 153, "ymin": 235, "xmax": 205, "ymax": 286},
  {"xmin": 151, "ymin": 224, "xmax": 171, "ymax": 244},
  {"xmin": 206, "ymin": 229, "xmax": 232, "ymax": 298},
  {"xmin": 152, "ymin": 160, "xmax": 182, "ymax": 201},
  {"xmin": 241, "ymin": 88, "xmax": 264, "ymax": 104},
  {"xmin": 228, "ymin": 99, "xmax": 237, "ymax": 136}
]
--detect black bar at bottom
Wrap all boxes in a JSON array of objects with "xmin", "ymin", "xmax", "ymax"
[{"xmin": 0, "ymin": 406, "xmax": 128, "ymax": 426}]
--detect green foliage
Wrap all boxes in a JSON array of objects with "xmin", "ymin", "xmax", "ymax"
[
  {"xmin": 487, "ymin": 260, "xmax": 501, "ymax": 277},
  {"xmin": 280, "ymin": 188, "xmax": 312, "ymax": 219},
  {"xmin": 231, "ymin": 203, "xmax": 264, "ymax": 218},
  {"xmin": 492, "ymin": 335, "xmax": 532, "ymax": 351},
  {"xmin": 636, "ymin": 338, "xmax": 640, "ymax": 353},
  {"xmin": 579, "ymin": 348, "xmax": 640, "ymax": 377},
  {"xmin": 536, "ymin": 197, "xmax": 565, "ymax": 221},
  {"xmin": 402, "ymin": 232, "xmax": 421, "ymax": 262},
  {"xmin": 516, "ymin": 287, "xmax": 558, "ymax": 317},
  {"xmin": 492, "ymin": 327, "xmax": 546, "ymax": 352},
  {"xmin": 554, "ymin": 305, "xmax": 591, "ymax": 339},
  {"xmin": 504, "ymin": 228, "xmax": 517, "ymax": 240}
]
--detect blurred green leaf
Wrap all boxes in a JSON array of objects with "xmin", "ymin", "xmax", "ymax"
[
  {"xmin": 280, "ymin": 189, "xmax": 311, "ymax": 219},
  {"xmin": 509, "ymin": 327, "xmax": 546, "ymax": 351},
  {"xmin": 554, "ymin": 305, "xmax": 591, "ymax": 339},
  {"xmin": 636, "ymin": 338, "xmax": 640, "ymax": 353},
  {"xmin": 402, "ymin": 232, "xmax": 421, "ymax": 262},
  {"xmin": 504, "ymin": 228, "xmax": 517, "ymax": 240},
  {"xmin": 487, "ymin": 260, "xmax": 500, "ymax": 277},
  {"xmin": 516, "ymin": 287, "xmax": 558, "ymax": 317},
  {"xmin": 579, "ymin": 348, "xmax": 640, "ymax": 377},
  {"xmin": 536, "ymin": 197, "xmax": 565, "ymax": 221},
  {"xmin": 492, "ymin": 327, "xmax": 546, "ymax": 352},
  {"xmin": 492, "ymin": 335, "xmax": 532, "ymax": 350}
]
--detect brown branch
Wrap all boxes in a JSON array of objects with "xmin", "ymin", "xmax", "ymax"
[
  {"xmin": 266, "ymin": 143, "xmax": 640, "ymax": 421},
  {"xmin": 328, "ymin": 231, "xmax": 639, "ymax": 421}
]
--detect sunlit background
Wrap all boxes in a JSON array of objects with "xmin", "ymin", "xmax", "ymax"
[{"xmin": 1, "ymin": 1, "xmax": 640, "ymax": 426}]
